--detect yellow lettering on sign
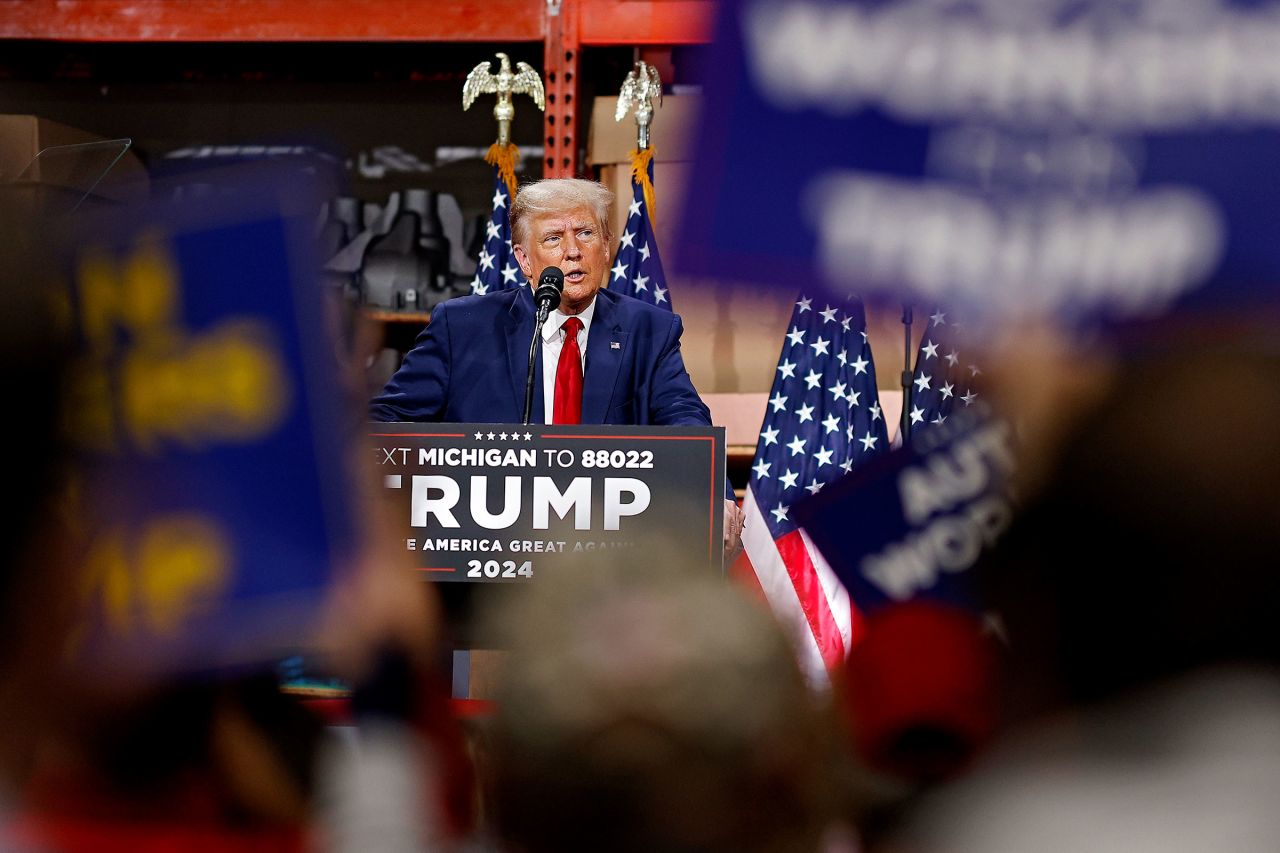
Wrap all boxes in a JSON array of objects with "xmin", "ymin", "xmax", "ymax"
[
  {"xmin": 79, "ymin": 515, "xmax": 232, "ymax": 637},
  {"xmin": 137, "ymin": 516, "xmax": 230, "ymax": 633},
  {"xmin": 119, "ymin": 321, "xmax": 289, "ymax": 451}
]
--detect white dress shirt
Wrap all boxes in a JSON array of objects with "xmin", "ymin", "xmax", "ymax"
[{"xmin": 540, "ymin": 297, "xmax": 596, "ymax": 424}]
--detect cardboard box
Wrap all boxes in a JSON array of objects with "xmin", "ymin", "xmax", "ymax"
[
  {"xmin": 597, "ymin": 159, "xmax": 690, "ymax": 260},
  {"xmin": 589, "ymin": 95, "xmax": 701, "ymax": 270},
  {"xmin": 0, "ymin": 114, "xmax": 148, "ymax": 204},
  {"xmin": 586, "ymin": 94, "xmax": 701, "ymax": 167}
]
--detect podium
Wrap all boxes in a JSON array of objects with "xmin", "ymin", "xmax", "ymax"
[{"xmin": 370, "ymin": 423, "xmax": 727, "ymax": 646}]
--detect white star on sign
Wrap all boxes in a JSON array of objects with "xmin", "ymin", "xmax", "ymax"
[
  {"xmin": 810, "ymin": 336, "xmax": 831, "ymax": 357},
  {"xmin": 619, "ymin": 230, "xmax": 635, "ymax": 249},
  {"xmin": 633, "ymin": 274, "xmax": 649, "ymax": 291},
  {"xmin": 779, "ymin": 469, "xmax": 799, "ymax": 489},
  {"xmin": 787, "ymin": 436, "xmax": 807, "ymax": 456},
  {"xmin": 611, "ymin": 260, "xmax": 628, "ymax": 281},
  {"xmin": 814, "ymin": 447, "xmax": 834, "ymax": 467},
  {"xmin": 859, "ymin": 432, "xmax": 879, "ymax": 451},
  {"xmin": 474, "ymin": 432, "xmax": 483, "ymax": 440},
  {"xmin": 850, "ymin": 355, "xmax": 869, "ymax": 375},
  {"xmin": 777, "ymin": 359, "xmax": 796, "ymax": 379},
  {"xmin": 769, "ymin": 393, "xmax": 788, "ymax": 413},
  {"xmin": 499, "ymin": 432, "xmax": 508, "ymax": 440},
  {"xmin": 822, "ymin": 413, "xmax": 841, "ymax": 434},
  {"xmin": 921, "ymin": 340, "xmax": 939, "ymax": 359},
  {"xmin": 501, "ymin": 263, "xmax": 519, "ymax": 284},
  {"xmin": 760, "ymin": 426, "xmax": 780, "ymax": 446},
  {"xmin": 804, "ymin": 369, "xmax": 822, "ymax": 389},
  {"xmin": 796, "ymin": 296, "xmax": 812, "ymax": 312},
  {"xmin": 486, "ymin": 221, "xmax": 501, "ymax": 241},
  {"xmin": 914, "ymin": 373, "xmax": 932, "ymax": 393},
  {"xmin": 479, "ymin": 249, "xmax": 495, "ymax": 271},
  {"xmin": 771, "ymin": 503, "xmax": 789, "ymax": 524},
  {"xmin": 524, "ymin": 432, "xmax": 533, "ymax": 440},
  {"xmin": 910, "ymin": 406, "xmax": 924, "ymax": 424},
  {"xmin": 796, "ymin": 403, "xmax": 815, "ymax": 423},
  {"xmin": 487, "ymin": 431, "xmax": 497, "ymax": 439},
  {"xmin": 752, "ymin": 460, "xmax": 771, "ymax": 479},
  {"xmin": 820, "ymin": 305, "xmax": 837, "ymax": 323},
  {"xmin": 493, "ymin": 189, "xmax": 507, "ymax": 209},
  {"xmin": 786, "ymin": 326, "xmax": 805, "ymax": 347}
]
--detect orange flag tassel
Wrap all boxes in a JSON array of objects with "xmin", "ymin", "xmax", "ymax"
[
  {"xmin": 485, "ymin": 142, "xmax": 520, "ymax": 199},
  {"xmin": 629, "ymin": 147, "xmax": 658, "ymax": 231}
]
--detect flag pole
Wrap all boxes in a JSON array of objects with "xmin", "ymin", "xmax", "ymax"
[{"xmin": 900, "ymin": 303, "xmax": 914, "ymax": 443}]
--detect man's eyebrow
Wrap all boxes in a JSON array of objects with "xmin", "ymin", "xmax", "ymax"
[{"xmin": 538, "ymin": 220, "xmax": 596, "ymax": 238}]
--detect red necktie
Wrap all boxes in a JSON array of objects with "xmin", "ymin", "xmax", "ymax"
[{"xmin": 553, "ymin": 316, "xmax": 584, "ymax": 424}]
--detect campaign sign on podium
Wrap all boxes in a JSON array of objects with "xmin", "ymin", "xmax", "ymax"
[{"xmin": 371, "ymin": 423, "xmax": 726, "ymax": 578}]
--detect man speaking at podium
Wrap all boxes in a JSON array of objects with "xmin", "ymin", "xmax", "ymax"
[{"xmin": 370, "ymin": 178, "xmax": 743, "ymax": 552}]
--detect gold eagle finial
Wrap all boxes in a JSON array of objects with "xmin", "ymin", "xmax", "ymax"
[
  {"xmin": 615, "ymin": 60, "xmax": 663, "ymax": 149},
  {"xmin": 463, "ymin": 52, "xmax": 546, "ymax": 147}
]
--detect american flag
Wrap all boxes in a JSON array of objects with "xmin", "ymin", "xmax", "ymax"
[
  {"xmin": 470, "ymin": 170, "xmax": 526, "ymax": 296},
  {"xmin": 608, "ymin": 155, "xmax": 670, "ymax": 310},
  {"xmin": 732, "ymin": 294, "xmax": 890, "ymax": 685},
  {"xmin": 905, "ymin": 308, "xmax": 981, "ymax": 436}
]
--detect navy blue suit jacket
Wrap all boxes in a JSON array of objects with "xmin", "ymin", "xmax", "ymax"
[{"xmin": 370, "ymin": 285, "xmax": 713, "ymax": 427}]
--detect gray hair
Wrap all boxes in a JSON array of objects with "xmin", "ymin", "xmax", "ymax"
[{"xmin": 510, "ymin": 178, "xmax": 614, "ymax": 247}]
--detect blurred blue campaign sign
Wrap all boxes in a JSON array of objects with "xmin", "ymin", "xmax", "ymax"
[
  {"xmin": 67, "ymin": 179, "xmax": 356, "ymax": 673},
  {"xmin": 793, "ymin": 406, "xmax": 1013, "ymax": 614},
  {"xmin": 678, "ymin": 0, "xmax": 1280, "ymax": 320}
]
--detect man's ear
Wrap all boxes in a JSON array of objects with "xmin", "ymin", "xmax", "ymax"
[{"xmin": 513, "ymin": 244, "xmax": 532, "ymax": 279}]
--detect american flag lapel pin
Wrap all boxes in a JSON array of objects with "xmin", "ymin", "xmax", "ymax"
[{"xmin": 610, "ymin": 341, "xmax": 621, "ymax": 350}]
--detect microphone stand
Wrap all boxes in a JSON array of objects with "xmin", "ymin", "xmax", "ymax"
[{"xmin": 523, "ymin": 300, "xmax": 554, "ymax": 425}]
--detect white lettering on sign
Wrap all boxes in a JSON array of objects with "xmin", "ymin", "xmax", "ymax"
[
  {"xmin": 744, "ymin": 0, "xmax": 1280, "ymax": 131},
  {"xmin": 470, "ymin": 476, "xmax": 522, "ymax": 529},
  {"xmin": 603, "ymin": 478, "xmax": 651, "ymax": 531},
  {"xmin": 806, "ymin": 171, "xmax": 1223, "ymax": 317},
  {"xmin": 898, "ymin": 419, "xmax": 1016, "ymax": 525},
  {"xmin": 862, "ymin": 493, "xmax": 1013, "ymax": 600},
  {"xmin": 406, "ymin": 475, "xmax": 651, "ymax": 532},
  {"xmin": 532, "ymin": 477, "xmax": 592, "ymax": 530},
  {"xmin": 417, "ymin": 447, "xmax": 538, "ymax": 467},
  {"xmin": 411, "ymin": 475, "xmax": 461, "ymax": 528}
]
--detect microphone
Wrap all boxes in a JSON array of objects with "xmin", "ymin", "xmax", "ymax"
[
  {"xmin": 524, "ymin": 267, "xmax": 565, "ymax": 425},
  {"xmin": 534, "ymin": 266, "xmax": 564, "ymax": 313}
]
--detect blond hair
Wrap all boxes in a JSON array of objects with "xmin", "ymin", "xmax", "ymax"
[{"xmin": 510, "ymin": 178, "xmax": 614, "ymax": 247}]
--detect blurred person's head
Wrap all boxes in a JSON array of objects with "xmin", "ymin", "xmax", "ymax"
[
  {"xmin": 0, "ymin": 198, "xmax": 76, "ymax": 785},
  {"xmin": 978, "ymin": 329, "xmax": 1280, "ymax": 712},
  {"xmin": 487, "ymin": 555, "xmax": 841, "ymax": 853}
]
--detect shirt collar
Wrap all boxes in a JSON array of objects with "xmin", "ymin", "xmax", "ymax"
[{"xmin": 540, "ymin": 295, "xmax": 596, "ymax": 343}]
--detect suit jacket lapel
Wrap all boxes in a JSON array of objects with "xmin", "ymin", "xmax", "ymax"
[
  {"xmin": 505, "ymin": 287, "xmax": 544, "ymax": 424},
  {"xmin": 582, "ymin": 292, "xmax": 627, "ymax": 424}
]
